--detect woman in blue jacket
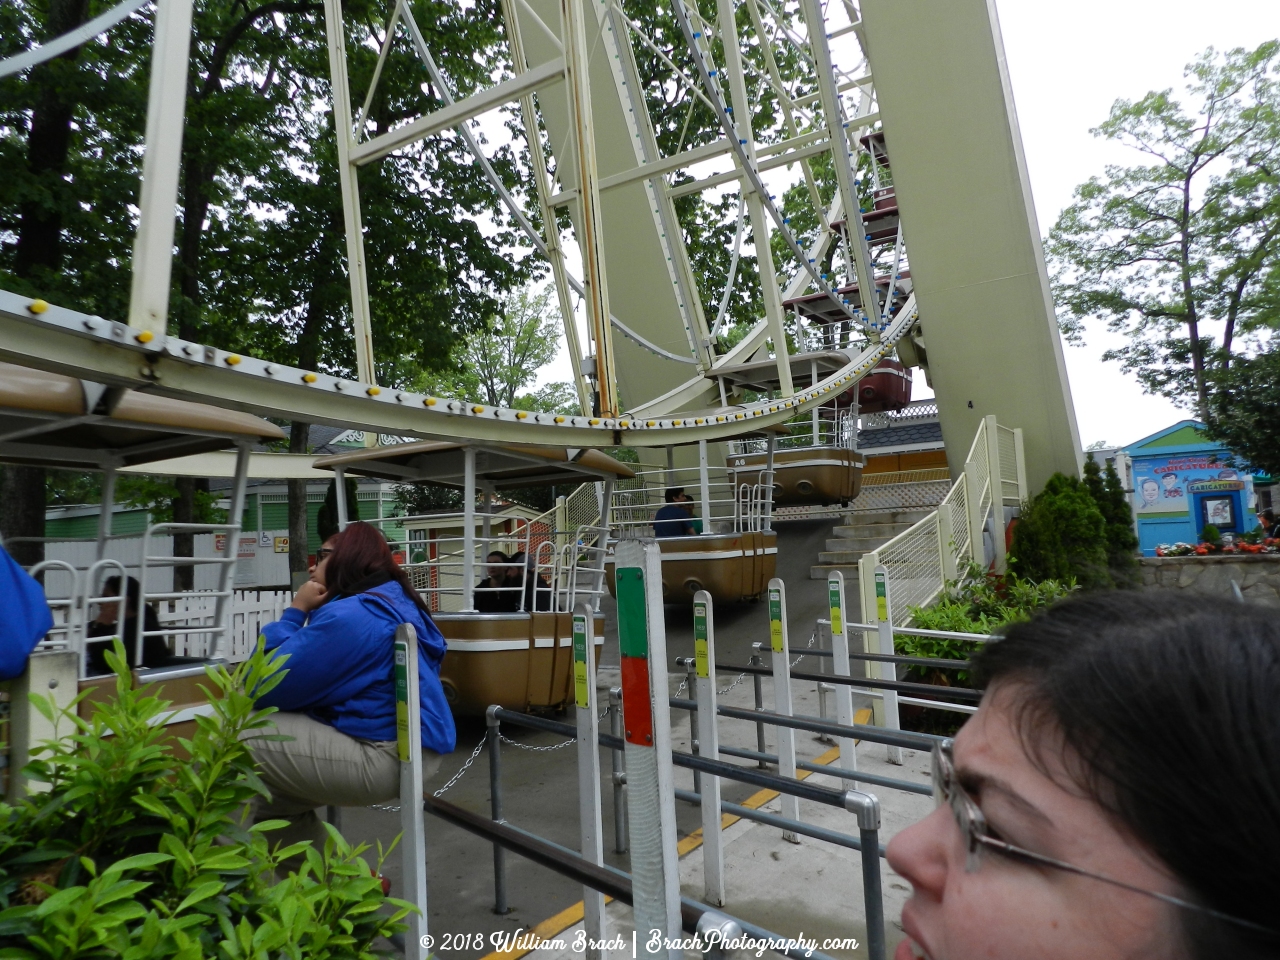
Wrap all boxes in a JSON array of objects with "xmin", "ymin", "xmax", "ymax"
[{"xmin": 245, "ymin": 521, "xmax": 456, "ymax": 850}]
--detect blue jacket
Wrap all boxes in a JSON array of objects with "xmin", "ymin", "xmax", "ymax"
[
  {"xmin": 0, "ymin": 543, "xmax": 52, "ymax": 681},
  {"xmin": 259, "ymin": 581, "xmax": 456, "ymax": 754}
]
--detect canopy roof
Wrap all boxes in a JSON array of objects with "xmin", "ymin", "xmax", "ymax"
[
  {"xmin": 0, "ymin": 362, "xmax": 284, "ymax": 470},
  {"xmin": 313, "ymin": 440, "xmax": 635, "ymax": 489}
]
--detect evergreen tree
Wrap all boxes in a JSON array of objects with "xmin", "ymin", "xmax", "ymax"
[
  {"xmin": 316, "ymin": 476, "xmax": 360, "ymax": 543},
  {"xmin": 1010, "ymin": 473, "xmax": 1112, "ymax": 590},
  {"xmin": 1082, "ymin": 453, "xmax": 1140, "ymax": 584}
]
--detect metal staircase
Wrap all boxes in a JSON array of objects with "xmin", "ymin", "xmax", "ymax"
[{"xmin": 809, "ymin": 507, "xmax": 934, "ymax": 581}]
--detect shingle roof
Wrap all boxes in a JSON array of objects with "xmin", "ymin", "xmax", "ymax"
[{"xmin": 857, "ymin": 420, "xmax": 944, "ymax": 451}]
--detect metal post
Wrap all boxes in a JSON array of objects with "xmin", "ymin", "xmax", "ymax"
[
  {"xmin": 560, "ymin": 0, "xmax": 617, "ymax": 414},
  {"xmin": 844, "ymin": 791, "xmax": 885, "ymax": 960},
  {"xmin": 751, "ymin": 645, "xmax": 766, "ymax": 767},
  {"xmin": 394, "ymin": 625, "xmax": 429, "ymax": 959},
  {"xmin": 827, "ymin": 572, "xmax": 858, "ymax": 773},
  {"xmin": 681, "ymin": 657, "xmax": 701, "ymax": 796},
  {"xmin": 764, "ymin": 432, "xmax": 776, "ymax": 532},
  {"xmin": 334, "ymin": 466, "xmax": 349, "ymax": 531},
  {"xmin": 463, "ymin": 446, "xmax": 476, "ymax": 612},
  {"xmin": 857, "ymin": 553, "xmax": 883, "ymax": 727},
  {"xmin": 767, "ymin": 578, "xmax": 800, "ymax": 841},
  {"xmin": 937, "ymin": 506, "xmax": 958, "ymax": 583},
  {"xmin": 211, "ymin": 444, "xmax": 251, "ymax": 660},
  {"xmin": 572, "ymin": 606, "xmax": 607, "ymax": 955},
  {"xmin": 872, "ymin": 566, "xmax": 902, "ymax": 764},
  {"xmin": 692, "ymin": 591, "xmax": 725, "ymax": 906},
  {"xmin": 4, "ymin": 651, "xmax": 79, "ymax": 799},
  {"xmin": 481, "ymin": 487, "xmax": 493, "ymax": 562},
  {"xmin": 713, "ymin": 0, "xmax": 793, "ymax": 397},
  {"xmin": 609, "ymin": 685, "xmax": 628, "ymax": 853},
  {"xmin": 666, "ymin": 445, "xmax": 675, "ymax": 489},
  {"xmin": 698, "ymin": 439, "xmax": 711, "ymax": 535},
  {"xmin": 96, "ymin": 465, "xmax": 116, "ymax": 561},
  {"xmin": 323, "ymin": 0, "xmax": 377, "ymax": 389},
  {"xmin": 964, "ymin": 460, "xmax": 987, "ymax": 569},
  {"xmin": 127, "ymin": 0, "xmax": 196, "ymax": 340},
  {"xmin": 1013, "ymin": 426, "xmax": 1028, "ymax": 503},
  {"xmin": 485, "ymin": 706, "xmax": 510, "ymax": 914},
  {"xmin": 985, "ymin": 415, "xmax": 1006, "ymax": 572},
  {"xmin": 615, "ymin": 539, "xmax": 682, "ymax": 957}
]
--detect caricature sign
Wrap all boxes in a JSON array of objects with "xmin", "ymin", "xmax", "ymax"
[{"xmin": 1131, "ymin": 456, "xmax": 1246, "ymax": 515}]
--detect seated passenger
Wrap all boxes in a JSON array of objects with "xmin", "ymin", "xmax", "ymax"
[
  {"xmin": 245, "ymin": 522, "xmax": 456, "ymax": 851},
  {"xmin": 887, "ymin": 591, "xmax": 1280, "ymax": 960},
  {"xmin": 653, "ymin": 487, "xmax": 697, "ymax": 538},
  {"xmin": 86, "ymin": 575, "xmax": 169, "ymax": 675},
  {"xmin": 510, "ymin": 551, "xmax": 552, "ymax": 611},
  {"xmin": 475, "ymin": 550, "xmax": 520, "ymax": 612},
  {"xmin": 0, "ymin": 541, "xmax": 53, "ymax": 681}
]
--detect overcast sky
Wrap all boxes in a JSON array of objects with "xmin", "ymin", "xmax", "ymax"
[
  {"xmin": 535, "ymin": 1, "xmax": 1278, "ymax": 449},
  {"xmin": 988, "ymin": 0, "xmax": 1276, "ymax": 448}
]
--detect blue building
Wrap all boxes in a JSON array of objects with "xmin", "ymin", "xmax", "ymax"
[{"xmin": 1124, "ymin": 421, "xmax": 1259, "ymax": 556}]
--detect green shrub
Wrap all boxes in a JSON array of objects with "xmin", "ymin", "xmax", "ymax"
[
  {"xmin": 1009, "ymin": 472, "xmax": 1112, "ymax": 589},
  {"xmin": 1201, "ymin": 523, "xmax": 1222, "ymax": 544},
  {"xmin": 899, "ymin": 564, "xmax": 1076, "ymax": 684},
  {"xmin": 1082, "ymin": 453, "xmax": 1140, "ymax": 585},
  {"xmin": 0, "ymin": 642, "xmax": 412, "ymax": 958}
]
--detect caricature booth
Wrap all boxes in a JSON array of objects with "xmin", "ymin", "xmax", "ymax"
[{"xmin": 1125, "ymin": 420, "xmax": 1259, "ymax": 556}]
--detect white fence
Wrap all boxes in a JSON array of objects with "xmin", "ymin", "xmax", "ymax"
[
  {"xmin": 858, "ymin": 415, "xmax": 1026, "ymax": 626},
  {"xmin": 40, "ymin": 589, "xmax": 291, "ymax": 666},
  {"xmin": 39, "ymin": 530, "xmax": 293, "ymax": 596}
]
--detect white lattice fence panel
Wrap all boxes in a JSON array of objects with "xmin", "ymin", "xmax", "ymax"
[
  {"xmin": 940, "ymin": 482, "xmax": 970, "ymax": 565},
  {"xmin": 877, "ymin": 514, "xmax": 945, "ymax": 625}
]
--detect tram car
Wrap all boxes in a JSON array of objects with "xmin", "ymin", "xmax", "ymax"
[
  {"xmin": 312, "ymin": 440, "xmax": 634, "ymax": 715},
  {"xmin": 0, "ymin": 361, "xmax": 283, "ymax": 796}
]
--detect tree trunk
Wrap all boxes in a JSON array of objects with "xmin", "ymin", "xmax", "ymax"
[
  {"xmin": 287, "ymin": 423, "xmax": 311, "ymax": 589},
  {"xmin": 173, "ymin": 477, "xmax": 196, "ymax": 591},
  {"xmin": 6, "ymin": 0, "xmax": 90, "ymax": 568},
  {"xmin": 0, "ymin": 467, "xmax": 47, "ymax": 567}
]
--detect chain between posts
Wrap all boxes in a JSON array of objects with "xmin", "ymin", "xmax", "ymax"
[{"xmin": 370, "ymin": 704, "xmax": 618, "ymax": 812}]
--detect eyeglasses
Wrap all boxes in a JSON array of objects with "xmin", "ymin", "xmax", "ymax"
[
  {"xmin": 932, "ymin": 739, "xmax": 1274, "ymax": 936},
  {"xmin": 316, "ymin": 547, "xmax": 334, "ymax": 560}
]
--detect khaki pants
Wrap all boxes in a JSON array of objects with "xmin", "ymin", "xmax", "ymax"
[{"xmin": 242, "ymin": 711, "xmax": 443, "ymax": 853}]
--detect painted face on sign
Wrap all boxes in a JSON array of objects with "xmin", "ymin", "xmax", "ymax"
[
  {"xmin": 1161, "ymin": 473, "xmax": 1178, "ymax": 491},
  {"xmin": 1140, "ymin": 479, "xmax": 1159, "ymax": 505}
]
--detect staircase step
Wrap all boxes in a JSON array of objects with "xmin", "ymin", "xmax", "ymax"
[
  {"xmin": 818, "ymin": 550, "xmax": 875, "ymax": 564},
  {"xmin": 842, "ymin": 508, "xmax": 934, "ymax": 526},
  {"xmin": 810, "ymin": 564, "xmax": 862, "ymax": 581},
  {"xmin": 832, "ymin": 521, "xmax": 916, "ymax": 539},
  {"xmin": 824, "ymin": 536, "xmax": 897, "ymax": 554}
]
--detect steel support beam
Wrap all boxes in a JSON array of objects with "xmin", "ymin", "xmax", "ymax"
[{"xmin": 127, "ymin": 0, "xmax": 195, "ymax": 339}]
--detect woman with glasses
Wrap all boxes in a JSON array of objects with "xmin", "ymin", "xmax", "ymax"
[
  {"xmin": 243, "ymin": 522, "xmax": 455, "ymax": 853},
  {"xmin": 887, "ymin": 591, "xmax": 1278, "ymax": 960}
]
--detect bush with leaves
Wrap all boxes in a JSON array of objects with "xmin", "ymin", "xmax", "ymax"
[
  {"xmin": 1009, "ymin": 472, "xmax": 1113, "ymax": 590},
  {"xmin": 0, "ymin": 642, "xmax": 412, "ymax": 958},
  {"xmin": 1082, "ymin": 453, "xmax": 1140, "ymax": 585},
  {"xmin": 898, "ymin": 563, "xmax": 1077, "ymax": 685}
]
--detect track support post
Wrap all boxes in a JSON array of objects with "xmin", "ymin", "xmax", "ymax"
[
  {"xmin": 692, "ymin": 591, "xmax": 725, "ymax": 906},
  {"xmin": 615, "ymin": 539, "xmax": 682, "ymax": 958},
  {"xmin": 826, "ymin": 571, "xmax": 858, "ymax": 773},
  {"xmin": 767, "ymin": 578, "xmax": 801, "ymax": 841},
  {"xmin": 572, "ymin": 605, "xmax": 607, "ymax": 956},
  {"xmin": 485, "ymin": 706, "xmax": 510, "ymax": 914}
]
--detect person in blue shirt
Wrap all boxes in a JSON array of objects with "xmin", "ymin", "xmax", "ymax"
[
  {"xmin": 244, "ymin": 521, "xmax": 456, "ymax": 851},
  {"xmin": 0, "ymin": 540, "xmax": 52, "ymax": 681},
  {"xmin": 652, "ymin": 487, "xmax": 697, "ymax": 537}
]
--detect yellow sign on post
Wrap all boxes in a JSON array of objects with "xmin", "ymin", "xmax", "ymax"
[
  {"xmin": 572, "ymin": 613, "xmax": 590, "ymax": 709},
  {"xmin": 828, "ymin": 578, "xmax": 842, "ymax": 634},
  {"xmin": 875, "ymin": 570, "xmax": 889, "ymax": 622},
  {"xmin": 693, "ymin": 602, "xmax": 709, "ymax": 678}
]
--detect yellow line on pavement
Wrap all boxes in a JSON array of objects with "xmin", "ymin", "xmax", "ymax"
[{"xmin": 477, "ymin": 708, "xmax": 873, "ymax": 960}]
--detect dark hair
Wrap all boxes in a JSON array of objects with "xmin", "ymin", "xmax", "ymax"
[
  {"xmin": 101, "ymin": 575, "xmax": 143, "ymax": 613},
  {"xmin": 486, "ymin": 550, "xmax": 509, "ymax": 563},
  {"xmin": 324, "ymin": 521, "xmax": 432, "ymax": 617},
  {"xmin": 971, "ymin": 591, "xmax": 1280, "ymax": 958},
  {"xmin": 1261, "ymin": 510, "xmax": 1276, "ymax": 524},
  {"xmin": 665, "ymin": 487, "xmax": 685, "ymax": 503}
]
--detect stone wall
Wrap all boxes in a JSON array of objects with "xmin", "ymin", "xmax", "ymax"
[{"xmin": 1139, "ymin": 555, "xmax": 1280, "ymax": 606}]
